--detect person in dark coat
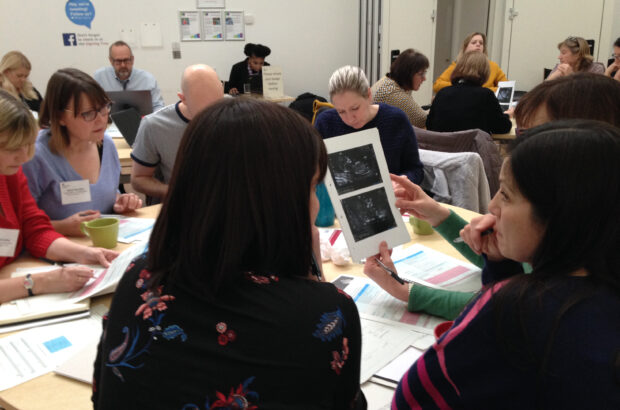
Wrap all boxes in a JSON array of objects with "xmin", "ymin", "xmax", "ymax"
[
  {"xmin": 426, "ymin": 51, "xmax": 512, "ymax": 134},
  {"xmin": 227, "ymin": 43, "xmax": 271, "ymax": 95}
]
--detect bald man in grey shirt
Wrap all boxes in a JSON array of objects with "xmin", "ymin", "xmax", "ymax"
[{"xmin": 130, "ymin": 65, "xmax": 223, "ymax": 202}]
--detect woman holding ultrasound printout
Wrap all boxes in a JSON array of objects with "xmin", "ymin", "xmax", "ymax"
[
  {"xmin": 363, "ymin": 73, "xmax": 620, "ymax": 321},
  {"xmin": 93, "ymin": 98, "xmax": 366, "ymax": 409},
  {"xmin": 379, "ymin": 120, "xmax": 620, "ymax": 408},
  {"xmin": 21, "ymin": 68, "xmax": 142, "ymax": 237},
  {"xmin": 0, "ymin": 90, "xmax": 117, "ymax": 303},
  {"xmin": 314, "ymin": 65, "xmax": 424, "ymax": 184}
]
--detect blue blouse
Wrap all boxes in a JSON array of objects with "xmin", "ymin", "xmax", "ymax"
[{"xmin": 22, "ymin": 129, "xmax": 120, "ymax": 220}]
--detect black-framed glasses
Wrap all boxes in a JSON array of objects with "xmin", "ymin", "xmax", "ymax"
[
  {"xmin": 612, "ymin": 53, "xmax": 620, "ymax": 59},
  {"xmin": 65, "ymin": 102, "xmax": 112, "ymax": 122},
  {"xmin": 111, "ymin": 58, "xmax": 133, "ymax": 65}
]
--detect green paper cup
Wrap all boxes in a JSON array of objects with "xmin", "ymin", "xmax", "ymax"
[
  {"xmin": 410, "ymin": 216, "xmax": 434, "ymax": 235},
  {"xmin": 80, "ymin": 217, "xmax": 119, "ymax": 249}
]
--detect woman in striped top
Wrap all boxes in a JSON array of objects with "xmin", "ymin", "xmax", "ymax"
[{"xmin": 389, "ymin": 120, "xmax": 620, "ymax": 409}]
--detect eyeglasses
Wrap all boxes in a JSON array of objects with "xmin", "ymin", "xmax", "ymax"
[
  {"xmin": 565, "ymin": 36, "xmax": 578, "ymax": 43},
  {"xmin": 612, "ymin": 54, "xmax": 620, "ymax": 59},
  {"xmin": 65, "ymin": 103, "xmax": 112, "ymax": 122},
  {"xmin": 111, "ymin": 58, "xmax": 133, "ymax": 65}
]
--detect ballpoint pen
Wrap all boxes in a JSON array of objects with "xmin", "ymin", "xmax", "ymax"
[
  {"xmin": 453, "ymin": 228, "xmax": 494, "ymax": 243},
  {"xmin": 374, "ymin": 257, "xmax": 406, "ymax": 285}
]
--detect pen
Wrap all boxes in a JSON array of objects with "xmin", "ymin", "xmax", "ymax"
[
  {"xmin": 374, "ymin": 258, "xmax": 406, "ymax": 285},
  {"xmin": 453, "ymin": 228, "xmax": 494, "ymax": 243}
]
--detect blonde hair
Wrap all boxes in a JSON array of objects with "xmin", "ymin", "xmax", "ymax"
[
  {"xmin": 456, "ymin": 32, "xmax": 488, "ymax": 60},
  {"xmin": 557, "ymin": 36, "xmax": 594, "ymax": 72},
  {"xmin": 0, "ymin": 51, "xmax": 37, "ymax": 101},
  {"xmin": 0, "ymin": 89, "xmax": 37, "ymax": 158},
  {"xmin": 328, "ymin": 66, "xmax": 369, "ymax": 100},
  {"xmin": 451, "ymin": 51, "xmax": 490, "ymax": 86}
]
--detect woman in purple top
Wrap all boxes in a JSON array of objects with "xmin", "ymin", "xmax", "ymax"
[
  {"xmin": 314, "ymin": 65, "xmax": 424, "ymax": 184},
  {"xmin": 22, "ymin": 68, "xmax": 142, "ymax": 236},
  {"xmin": 391, "ymin": 120, "xmax": 620, "ymax": 409}
]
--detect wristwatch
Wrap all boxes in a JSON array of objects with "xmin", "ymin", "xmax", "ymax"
[{"xmin": 23, "ymin": 273, "xmax": 34, "ymax": 297}]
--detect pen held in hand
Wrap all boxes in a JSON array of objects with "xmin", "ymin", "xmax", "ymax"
[
  {"xmin": 453, "ymin": 228, "xmax": 494, "ymax": 243},
  {"xmin": 374, "ymin": 257, "xmax": 406, "ymax": 285}
]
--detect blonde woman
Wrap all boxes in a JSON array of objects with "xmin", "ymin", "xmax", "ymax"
[
  {"xmin": 546, "ymin": 36, "xmax": 605, "ymax": 81},
  {"xmin": 0, "ymin": 89, "xmax": 118, "ymax": 303},
  {"xmin": 433, "ymin": 32, "xmax": 507, "ymax": 93},
  {"xmin": 0, "ymin": 51, "xmax": 43, "ymax": 112}
]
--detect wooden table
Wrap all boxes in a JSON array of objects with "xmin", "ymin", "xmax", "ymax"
[
  {"xmin": 112, "ymin": 137, "xmax": 132, "ymax": 184},
  {"xmin": 0, "ymin": 204, "xmax": 478, "ymax": 410},
  {"xmin": 239, "ymin": 93, "xmax": 295, "ymax": 104}
]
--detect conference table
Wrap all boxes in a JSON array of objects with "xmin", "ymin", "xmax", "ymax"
[
  {"xmin": 492, "ymin": 118, "xmax": 517, "ymax": 142},
  {"xmin": 0, "ymin": 204, "xmax": 480, "ymax": 410}
]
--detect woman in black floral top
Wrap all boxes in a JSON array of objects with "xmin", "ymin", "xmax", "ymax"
[{"xmin": 92, "ymin": 98, "xmax": 366, "ymax": 409}]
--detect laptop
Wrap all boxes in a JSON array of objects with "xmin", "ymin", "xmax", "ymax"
[
  {"xmin": 110, "ymin": 108, "xmax": 142, "ymax": 147},
  {"xmin": 107, "ymin": 90, "xmax": 153, "ymax": 116}
]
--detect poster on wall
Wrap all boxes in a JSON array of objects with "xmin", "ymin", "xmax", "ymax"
[
  {"xmin": 179, "ymin": 11, "xmax": 201, "ymax": 41},
  {"xmin": 197, "ymin": 0, "xmax": 225, "ymax": 8},
  {"xmin": 224, "ymin": 11, "xmax": 245, "ymax": 41},
  {"xmin": 201, "ymin": 10, "xmax": 224, "ymax": 41}
]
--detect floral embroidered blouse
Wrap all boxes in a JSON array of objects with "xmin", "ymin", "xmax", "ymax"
[{"xmin": 92, "ymin": 255, "xmax": 365, "ymax": 409}]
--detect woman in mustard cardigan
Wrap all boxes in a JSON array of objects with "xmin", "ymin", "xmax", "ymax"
[{"xmin": 433, "ymin": 32, "xmax": 507, "ymax": 93}]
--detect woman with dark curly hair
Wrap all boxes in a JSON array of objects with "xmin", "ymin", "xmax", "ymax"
[{"xmin": 228, "ymin": 43, "xmax": 271, "ymax": 95}]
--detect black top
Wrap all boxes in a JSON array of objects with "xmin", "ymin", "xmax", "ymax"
[
  {"xmin": 426, "ymin": 80, "xmax": 512, "ymax": 134},
  {"xmin": 228, "ymin": 58, "xmax": 270, "ymax": 94},
  {"xmin": 93, "ymin": 254, "xmax": 365, "ymax": 409},
  {"xmin": 21, "ymin": 87, "xmax": 43, "ymax": 113}
]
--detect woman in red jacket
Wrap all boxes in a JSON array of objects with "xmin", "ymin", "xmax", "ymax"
[{"xmin": 0, "ymin": 90, "xmax": 117, "ymax": 303}]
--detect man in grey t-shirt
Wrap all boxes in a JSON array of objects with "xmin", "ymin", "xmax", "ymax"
[{"xmin": 130, "ymin": 64, "xmax": 223, "ymax": 202}]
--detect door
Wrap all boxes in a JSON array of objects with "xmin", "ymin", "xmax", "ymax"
[
  {"xmin": 381, "ymin": 0, "xmax": 437, "ymax": 106},
  {"xmin": 502, "ymin": 0, "xmax": 605, "ymax": 91}
]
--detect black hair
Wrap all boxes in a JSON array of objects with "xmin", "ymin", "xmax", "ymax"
[
  {"xmin": 387, "ymin": 49, "xmax": 429, "ymax": 91},
  {"xmin": 146, "ymin": 98, "xmax": 327, "ymax": 299},
  {"xmin": 514, "ymin": 72, "xmax": 620, "ymax": 128},
  {"xmin": 244, "ymin": 43, "xmax": 271, "ymax": 59},
  {"xmin": 614, "ymin": 37, "xmax": 620, "ymax": 48},
  {"xmin": 492, "ymin": 120, "xmax": 620, "ymax": 388}
]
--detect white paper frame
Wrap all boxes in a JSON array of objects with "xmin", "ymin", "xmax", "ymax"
[
  {"xmin": 179, "ymin": 11, "xmax": 202, "ymax": 42},
  {"xmin": 224, "ymin": 10, "xmax": 245, "ymax": 41},
  {"xmin": 495, "ymin": 80, "xmax": 516, "ymax": 111},
  {"xmin": 323, "ymin": 128, "xmax": 411, "ymax": 263},
  {"xmin": 201, "ymin": 10, "xmax": 224, "ymax": 41}
]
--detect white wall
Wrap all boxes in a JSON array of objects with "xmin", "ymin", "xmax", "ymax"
[{"xmin": 0, "ymin": 0, "xmax": 359, "ymax": 103}]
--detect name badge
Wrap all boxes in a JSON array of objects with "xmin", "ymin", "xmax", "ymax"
[
  {"xmin": 0, "ymin": 228, "xmax": 19, "ymax": 257},
  {"xmin": 60, "ymin": 180, "xmax": 92, "ymax": 205}
]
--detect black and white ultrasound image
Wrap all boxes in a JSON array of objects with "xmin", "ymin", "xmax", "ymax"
[
  {"xmin": 341, "ymin": 187, "xmax": 397, "ymax": 241},
  {"xmin": 328, "ymin": 144, "xmax": 382, "ymax": 195}
]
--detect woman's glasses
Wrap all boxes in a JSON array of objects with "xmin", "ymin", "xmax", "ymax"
[{"xmin": 65, "ymin": 102, "xmax": 113, "ymax": 122}]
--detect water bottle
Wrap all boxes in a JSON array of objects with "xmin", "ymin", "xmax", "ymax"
[{"xmin": 314, "ymin": 182, "xmax": 335, "ymax": 227}]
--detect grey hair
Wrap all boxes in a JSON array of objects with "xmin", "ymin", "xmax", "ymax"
[{"xmin": 328, "ymin": 66, "xmax": 369, "ymax": 100}]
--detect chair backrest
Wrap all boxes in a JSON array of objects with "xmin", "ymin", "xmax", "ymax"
[
  {"xmin": 312, "ymin": 100, "xmax": 334, "ymax": 125},
  {"xmin": 419, "ymin": 149, "xmax": 491, "ymax": 213},
  {"xmin": 413, "ymin": 126, "xmax": 502, "ymax": 196}
]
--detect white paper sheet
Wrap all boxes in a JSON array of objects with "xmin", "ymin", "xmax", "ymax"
[
  {"xmin": 392, "ymin": 244, "xmax": 481, "ymax": 292},
  {"xmin": 0, "ymin": 305, "xmax": 106, "ymax": 391}
]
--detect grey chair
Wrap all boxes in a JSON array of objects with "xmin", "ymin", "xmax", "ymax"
[{"xmin": 413, "ymin": 127, "xmax": 502, "ymax": 196}]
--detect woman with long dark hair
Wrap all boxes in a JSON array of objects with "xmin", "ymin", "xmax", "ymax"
[
  {"xmin": 391, "ymin": 120, "xmax": 620, "ymax": 408},
  {"xmin": 93, "ymin": 98, "xmax": 365, "ymax": 409}
]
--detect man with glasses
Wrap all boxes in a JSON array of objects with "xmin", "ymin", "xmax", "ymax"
[
  {"xmin": 94, "ymin": 41, "xmax": 165, "ymax": 111},
  {"xmin": 130, "ymin": 64, "xmax": 224, "ymax": 204}
]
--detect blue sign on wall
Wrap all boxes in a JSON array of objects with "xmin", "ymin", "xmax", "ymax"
[{"xmin": 65, "ymin": 0, "xmax": 95, "ymax": 29}]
